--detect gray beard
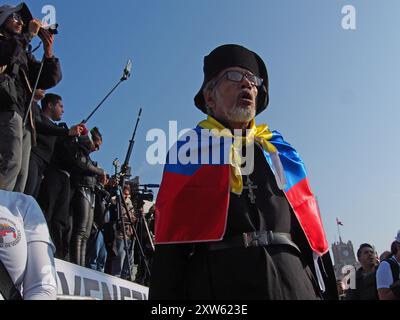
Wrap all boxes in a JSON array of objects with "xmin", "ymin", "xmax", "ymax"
[{"xmin": 226, "ymin": 106, "xmax": 256, "ymax": 123}]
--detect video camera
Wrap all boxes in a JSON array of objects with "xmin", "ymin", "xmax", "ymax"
[{"xmin": 126, "ymin": 177, "xmax": 158, "ymax": 213}]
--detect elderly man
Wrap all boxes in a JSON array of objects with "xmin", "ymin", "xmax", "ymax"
[
  {"xmin": 150, "ymin": 44, "xmax": 337, "ymax": 300},
  {"xmin": 0, "ymin": 3, "xmax": 62, "ymax": 192}
]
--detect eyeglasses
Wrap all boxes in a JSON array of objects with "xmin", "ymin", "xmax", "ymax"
[
  {"xmin": 218, "ymin": 70, "xmax": 264, "ymax": 87},
  {"xmin": 10, "ymin": 13, "xmax": 24, "ymax": 25}
]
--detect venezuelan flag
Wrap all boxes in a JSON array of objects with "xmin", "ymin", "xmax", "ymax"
[{"xmin": 155, "ymin": 127, "xmax": 329, "ymax": 256}]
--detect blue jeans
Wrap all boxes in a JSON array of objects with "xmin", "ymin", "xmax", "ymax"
[
  {"xmin": 86, "ymin": 230, "xmax": 107, "ymax": 272},
  {"xmin": 111, "ymin": 238, "xmax": 134, "ymax": 279}
]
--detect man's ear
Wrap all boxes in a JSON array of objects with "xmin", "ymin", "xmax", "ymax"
[{"xmin": 204, "ymin": 90, "xmax": 216, "ymax": 109}]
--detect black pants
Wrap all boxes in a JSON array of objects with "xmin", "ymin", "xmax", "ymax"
[
  {"xmin": 38, "ymin": 167, "xmax": 71, "ymax": 259},
  {"xmin": 70, "ymin": 187, "xmax": 95, "ymax": 267},
  {"xmin": 0, "ymin": 111, "xmax": 31, "ymax": 192},
  {"xmin": 25, "ymin": 152, "xmax": 47, "ymax": 198}
]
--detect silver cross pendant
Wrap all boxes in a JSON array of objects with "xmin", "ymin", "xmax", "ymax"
[{"xmin": 243, "ymin": 176, "xmax": 258, "ymax": 204}]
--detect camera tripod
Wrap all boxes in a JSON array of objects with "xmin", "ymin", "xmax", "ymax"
[
  {"xmin": 132, "ymin": 200, "xmax": 155, "ymax": 286},
  {"xmin": 112, "ymin": 162, "xmax": 152, "ymax": 283},
  {"xmin": 110, "ymin": 107, "xmax": 154, "ymax": 283}
]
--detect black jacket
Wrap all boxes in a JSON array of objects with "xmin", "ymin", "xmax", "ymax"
[
  {"xmin": 0, "ymin": 32, "xmax": 62, "ymax": 117},
  {"xmin": 32, "ymin": 104, "xmax": 69, "ymax": 164},
  {"xmin": 64, "ymin": 139, "xmax": 104, "ymax": 188},
  {"xmin": 150, "ymin": 145, "xmax": 339, "ymax": 300},
  {"xmin": 346, "ymin": 268, "xmax": 379, "ymax": 300}
]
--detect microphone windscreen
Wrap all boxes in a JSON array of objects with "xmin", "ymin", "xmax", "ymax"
[{"xmin": 81, "ymin": 125, "xmax": 89, "ymax": 136}]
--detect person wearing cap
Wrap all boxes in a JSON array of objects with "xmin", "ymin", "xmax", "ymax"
[
  {"xmin": 149, "ymin": 44, "xmax": 337, "ymax": 300},
  {"xmin": 376, "ymin": 232, "xmax": 400, "ymax": 300},
  {"xmin": 0, "ymin": 2, "xmax": 62, "ymax": 193}
]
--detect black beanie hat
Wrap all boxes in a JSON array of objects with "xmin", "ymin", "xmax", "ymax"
[{"xmin": 194, "ymin": 44, "xmax": 269, "ymax": 115}]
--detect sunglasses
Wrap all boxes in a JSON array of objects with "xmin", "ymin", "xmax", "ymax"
[
  {"xmin": 218, "ymin": 70, "xmax": 264, "ymax": 87},
  {"xmin": 10, "ymin": 13, "xmax": 24, "ymax": 25}
]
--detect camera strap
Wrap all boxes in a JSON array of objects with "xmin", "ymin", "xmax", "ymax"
[
  {"xmin": 30, "ymin": 42, "xmax": 42, "ymax": 54},
  {"xmin": 0, "ymin": 259, "xmax": 23, "ymax": 300}
]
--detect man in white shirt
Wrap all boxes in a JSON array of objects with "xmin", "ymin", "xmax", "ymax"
[
  {"xmin": 376, "ymin": 231, "xmax": 400, "ymax": 300},
  {"xmin": 0, "ymin": 188, "xmax": 57, "ymax": 300}
]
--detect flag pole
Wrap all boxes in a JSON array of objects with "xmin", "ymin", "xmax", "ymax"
[{"xmin": 337, "ymin": 218, "xmax": 343, "ymax": 243}]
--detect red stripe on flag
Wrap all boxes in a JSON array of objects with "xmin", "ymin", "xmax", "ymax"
[
  {"xmin": 155, "ymin": 165, "xmax": 230, "ymax": 244},
  {"xmin": 286, "ymin": 178, "xmax": 329, "ymax": 256}
]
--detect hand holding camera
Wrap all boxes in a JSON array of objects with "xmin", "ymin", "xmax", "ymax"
[
  {"xmin": 28, "ymin": 18, "xmax": 42, "ymax": 38},
  {"xmin": 28, "ymin": 18, "xmax": 56, "ymax": 58},
  {"xmin": 38, "ymin": 27, "xmax": 54, "ymax": 58}
]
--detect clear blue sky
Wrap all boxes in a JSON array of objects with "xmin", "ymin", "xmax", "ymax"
[{"xmin": 24, "ymin": 0, "xmax": 400, "ymax": 256}]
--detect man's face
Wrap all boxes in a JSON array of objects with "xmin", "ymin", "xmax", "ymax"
[
  {"xmin": 205, "ymin": 67, "xmax": 259, "ymax": 128},
  {"xmin": 358, "ymin": 246, "xmax": 377, "ymax": 269},
  {"xmin": 123, "ymin": 189, "xmax": 131, "ymax": 200},
  {"xmin": 50, "ymin": 100, "xmax": 64, "ymax": 122},
  {"xmin": 90, "ymin": 137, "xmax": 102, "ymax": 153},
  {"xmin": 3, "ymin": 13, "xmax": 24, "ymax": 35}
]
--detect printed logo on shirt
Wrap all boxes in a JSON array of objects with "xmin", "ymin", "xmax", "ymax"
[{"xmin": 0, "ymin": 218, "xmax": 21, "ymax": 248}]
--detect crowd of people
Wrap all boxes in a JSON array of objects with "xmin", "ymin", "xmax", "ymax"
[
  {"xmin": 0, "ymin": 3, "xmax": 155, "ymax": 300},
  {"xmin": 337, "ymin": 236, "xmax": 400, "ymax": 300},
  {"xmin": 0, "ymin": 2, "xmax": 399, "ymax": 301}
]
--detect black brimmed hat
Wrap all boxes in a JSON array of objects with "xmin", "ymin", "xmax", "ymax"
[
  {"xmin": 194, "ymin": 44, "xmax": 270, "ymax": 115},
  {"xmin": 0, "ymin": 3, "xmax": 32, "ymax": 30}
]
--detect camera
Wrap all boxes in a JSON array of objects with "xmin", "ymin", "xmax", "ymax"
[
  {"xmin": 126, "ymin": 177, "xmax": 157, "ymax": 213},
  {"xmin": 134, "ymin": 189, "xmax": 154, "ymax": 203},
  {"xmin": 40, "ymin": 23, "xmax": 59, "ymax": 35}
]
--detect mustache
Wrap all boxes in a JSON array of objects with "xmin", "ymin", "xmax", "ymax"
[{"xmin": 237, "ymin": 89, "xmax": 254, "ymax": 101}]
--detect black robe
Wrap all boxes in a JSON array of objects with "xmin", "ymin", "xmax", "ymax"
[{"xmin": 150, "ymin": 144, "xmax": 338, "ymax": 300}]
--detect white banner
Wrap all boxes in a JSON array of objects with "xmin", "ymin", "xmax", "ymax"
[{"xmin": 55, "ymin": 259, "xmax": 149, "ymax": 300}]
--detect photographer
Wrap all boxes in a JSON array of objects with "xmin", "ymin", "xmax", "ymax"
[
  {"xmin": 109, "ymin": 184, "xmax": 137, "ymax": 280},
  {"xmin": 132, "ymin": 188, "xmax": 155, "ymax": 286},
  {"xmin": 376, "ymin": 232, "xmax": 400, "ymax": 300},
  {"xmin": 0, "ymin": 3, "xmax": 62, "ymax": 192},
  {"xmin": 134, "ymin": 203, "xmax": 155, "ymax": 286},
  {"xmin": 67, "ymin": 127, "xmax": 106, "ymax": 267},
  {"xmin": 86, "ymin": 176, "xmax": 111, "ymax": 272}
]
